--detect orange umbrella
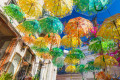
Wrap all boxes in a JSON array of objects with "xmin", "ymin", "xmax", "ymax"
[
  {"xmin": 64, "ymin": 17, "xmax": 93, "ymax": 37},
  {"xmin": 44, "ymin": 33, "xmax": 61, "ymax": 49},
  {"xmin": 36, "ymin": 52, "xmax": 52, "ymax": 59},
  {"xmin": 22, "ymin": 34, "xmax": 35, "ymax": 44},
  {"xmin": 95, "ymin": 71, "xmax": 111, "ymax": 80}
]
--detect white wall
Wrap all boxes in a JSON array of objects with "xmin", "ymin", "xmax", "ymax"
[{"xmin": 39, "ymin": 59, "xmax": 57, "ymax": 80}]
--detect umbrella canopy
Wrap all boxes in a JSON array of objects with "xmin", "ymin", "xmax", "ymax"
[
  {"xmin": 64, "ymin": 53, "xmax": 80, "ymax": 65},
  {"xmin": 94, "ymin": 55, "xmax": 118, "ymax": 68},
  {"xmin": 31, "ymin": 45, "xmax": 49, "ymax": 53},
  {"xmin": 36, "ymin": 52, "xmax": 52, "ymax": 59},
  {"xmin": 61, "ymin": 35, "xmax": 82, "ymax": 48},
  {"xmin": 43, "ymin": 0, "xmax": 73, "ymax": 17},
  {"xmin": 74, "ymin": 0, "xmax": 110, "ymax": 15},
  {"xmin": 76, "ymin": 64, "xmax": 87, "ymax": 80},
  {"xmin": 17, "ymin": 0, "xmax": 43, "ymax": 18},
  {"xmin": 76, "ymin": 64, "xmax": 86, "ymax": 74},
  {"xmin": 44, "ymin": 33, "xmax": 61, "ymax": 49},
  {"xmin": 17, "ymin": 20, "xmax": 41, "ymax": 34},
  {"xmin": 88, "ymin": 37, "xmax": 115, "ymax": 53},
  {"xmin": 38, "ymin": 16, "xmax": 64, "ymax": 34},
  {"xmin": 33, "ymin": 37, "xmax": 48, "ymax": 48},
  {"xmin": 64, "ymin": 17, "xmax": 93, "ymax": 37},
  {"xmin": 64, "ymin": 57, "xmax": 79, "ymax": 65},
  {"xmin": 3, "ymin": 4, "xmax": 24, "ymax": 21},
  {"xmin": 49, "ymin": 47, "xmax": 63, "ymax": 58},
  {"xmin": 97, "ymin": 13, "xmax": 120, "ymax": 40},
  {"xmin": 85, "ymin": 61, "xmax": 100, "ymax": 71},
  {"xmin": 52, "ymin": 56, "xmax": 64, "ymax": 68},
  {"xmin": 95, "ymin": 71, "xmax": 111, "ymax": 80},
  {"xmin": 65, "ymin": 65, "xmax": 76, "ymax": 73},
  {"xmin": 22, "ymin": 34, "xmax": 35, "ymax": 44},
  {"xmin": 70, "ymin": 49, "xmax": 85, "ymax": 59}
]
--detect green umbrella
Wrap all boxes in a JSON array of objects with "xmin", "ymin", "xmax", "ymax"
[
  {"xmin": 85, "ymin": 61, "xmax": 100, "ymax": 71},
  {"xmin": 49, "ymin": 48, "xmax": 63, "ymax": 58},
  {"xmin": 74, "ymin": 0, "xmax": 110, "ymax": 15},
  {"xmin": 52, "ymin": 56, "xmax": 64, "ymax": 68},
  {"xmin": 17, "ymin": 20, "xmax": 41, "ymax": 34},
  {"xmin": 38, "ymin": 16, "xmax": 64, "ymax": 34},
  {"xmin": 76, "ymin": 64, "xmax": 86, "ymax": 80},
  {"xmin": 3, "ymin": 4, "xmax": 24, "ymax": 21},
  {"xmin": 85, "ymin": 61, "xmax": 101, "ymax": 80},
  {"xmin": 70, "ymin": 49, "xmax": 85, "ymax": 59},
  {"xmin": 31, "ymin": 45, "xmax": 49, "ymax": 53},
  {"xmin": 88, "ymin": 37, "xmax": 115, "ymax": 54}
]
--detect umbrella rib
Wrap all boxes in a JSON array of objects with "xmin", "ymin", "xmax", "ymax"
[
  {"xmin": 111, "ymin": 25, "xmax": 116, "ymax": 42},
  {"xmin": 27, "ymin": 4, "xmax": 33, "ymax": 14},
  {"xmin": 113, "ymin": 21, "xmax": 120, "ymax": 36},
  {"xmin": 61, "ymin": 0, "xmax": 71, "ymax": 10}
]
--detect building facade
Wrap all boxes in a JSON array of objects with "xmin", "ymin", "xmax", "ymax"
[{"xmin": 0, "ymin": 0, "xmax": 57, "ymax": 80}]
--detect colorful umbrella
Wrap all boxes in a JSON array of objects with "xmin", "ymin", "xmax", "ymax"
[
  {"xmin": 70, "ymin": 49, "xmax": 85, "ymax": 59},
  {"xmin": 44, "ymin": 33, "xmax": 61, "ymax": 49},
  {"xmin": 64, "ymin": 53, "xmax": 80, "ymax": 65},
  {"xmin": 33, "ymin": 37, "xmax": 48, "ymax": 48},
  {"xmin": 17, "ymin": 20, "xmax": 41, "ymax": 34},
  {"xmin": 3, "ymin": 4, "xmax": 24, "ymax": 21},
  {"xmin": 86, "ymin": 61, "xmax": 100, "ymax": 71},
  {"xmin": 49, "ymin": 47, "xmax": 63, "ymax": 58},
  {"xmin": 64, "ymin": 17, "xmax": 93, "ymax": 37},
  {"xmin": 95, "ymin": 71, "xmax": 111, "ymax": 80},
  {"xmin": 22, "ymin": 34, "xmax": 35, "ymax": 44},
  {"xmin": 65, "ymin": 65, "xmax": 76, "ymax": 73},
  {"xmin": 85, "ymin": 61, "xmax": 100, "ymax": 80},
  {"xmin": 94, "ymin": 55, "xmax": 118, "ymax": 68},
  {"xmin": 76, "ymin": 64, "xmax": 86, "ymax": 80},
  {"xmin": 76, "ymin": 64, "xmax": 86, "ymax": 74},
  {"xmin": 38, "ymin": 16, "xmax": 64, "ymax": 34},
  {"xmin": 97, "ymin": 13, "xmax": 120, "ymax": 40},
  {"xmin": 74, "ymin": 0, "xmax": 110, "ymax": 15},
  {"xmin": 43, "ymin": 0, "xmax": 73, "ymax": 17},
  {"xmin": 61, "ymin": 35, "xmax": 82, "ymax": 48},
  {"xmin": 89, "ymin": 37, "xmax": 115, "ymax": 54},
  {"xmin": 64, "ymin": 57, "xmax": 80, "ymax": 65},
  {"xmin": 36, "ymin": 52, "xmax": 52, "ymax": 59},
  {"xmin": 31, "ymin": 45, "xmax": 49, "ymax": 53},
  {"xmin": 52, "ymin": 56, "xmax": 64, "ymax": 68},
  {"xmin": 17, "ymin": 0, "xmax": 43, "ymax": 18}
]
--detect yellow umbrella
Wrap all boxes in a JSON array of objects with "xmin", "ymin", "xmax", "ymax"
[
  {"xmin": 94, "ymin": 55, "xmax": 118, "ymax": 68},
  {"xmin": 43, "ymin": 0, "xmax": 73, "ymax": 17},
  {"xmin": 17, "ymin": 0, "xmax": 43, "ymax": 18},
  {"xmin": 16, "ymin": 23, "xmax": 32, "ymax": 34},
  {"xmin": 61, "ymin": 35, "xmax": 82, "ymax": 48},
  {"xmin": 33, "ymin": 37, "xmax": 48, "ymax": 48},
  {"xmin": 97, "ymin": 13, "xmax": 120, "ymax": 40},
  {"xmin": 65, "ymin": 65, "xmax": 76, "ymax": 73},
  {"xmin": 64, "ymin": 57, "xmax": 80, "ymax": 65}
]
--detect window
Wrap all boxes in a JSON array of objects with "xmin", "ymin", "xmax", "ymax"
[
  {"xmin": 7, "ymin": 53, "xmax": 21, "ymax": 75},
  {"xmin": 0, "ymin": 41, "xmax": 10, "ymax": 59}
]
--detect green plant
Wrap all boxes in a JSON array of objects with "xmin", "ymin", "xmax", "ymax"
[
  {"xmin": 32, "ymin": 74, "xmax": 39, "ymax": 80},
  {"xmin": 0, "ymin": 73, "xmax": 13, "ymax": 80}
]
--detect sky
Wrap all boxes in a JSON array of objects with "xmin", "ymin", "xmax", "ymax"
[
  {"xmin": 60, "ymin": 0, "xmax": 120, "ymax": 24},
  {"xmin": 59, "ymin": 0, "xmax": 120, "ymax": 43},
  {"xmin": 59, "ymin": 0, "xmax": 120, "ymax": 53}
]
